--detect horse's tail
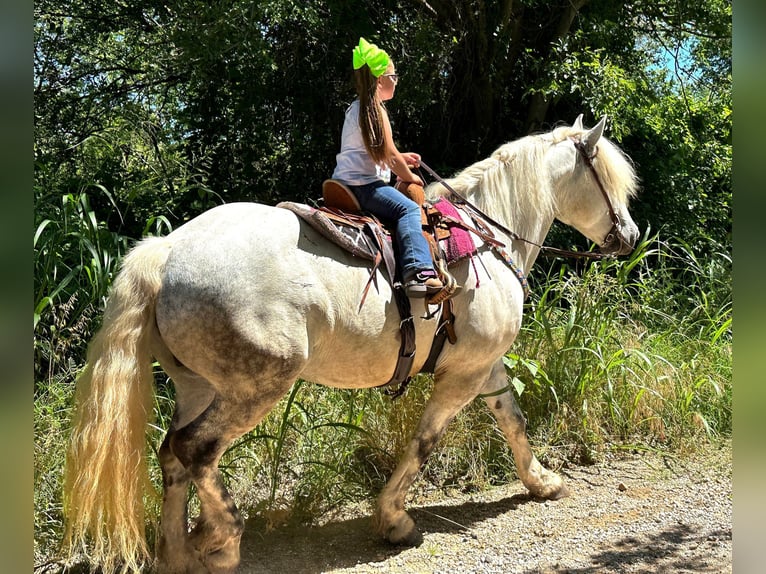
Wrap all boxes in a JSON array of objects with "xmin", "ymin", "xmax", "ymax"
[{"xmin": 63, "ymin": 236, "xmax": 172, "ymax": 573}]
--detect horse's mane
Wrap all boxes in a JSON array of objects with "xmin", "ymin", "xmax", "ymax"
[{"xmin": 426, "ymin": 126, "xmax": 638, "ymax": 241}]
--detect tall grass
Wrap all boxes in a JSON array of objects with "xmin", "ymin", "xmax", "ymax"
[
  {"xmin": 513, "ymin": 234, "xmax": 731, "ymax": 458},
  {"xmin": 34, "ymin": 190, "xmax": 131, "ymax": 385},
  {"xmin": 34, "ymin": 233, "xmax": 732, "ymax": 569}
]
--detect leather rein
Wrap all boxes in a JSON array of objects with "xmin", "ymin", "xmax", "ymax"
[{"xmin": 418, "ymin": 137, "xmax": 626, "ymax": 262}]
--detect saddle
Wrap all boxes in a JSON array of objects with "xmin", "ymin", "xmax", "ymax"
[
  {"xmin": 277, "ymin": 180, "xmax": 480, "ymax": 396},
  {"xmin": 280, "ymin": 181, "xmax": 473, "ymax": 295}
]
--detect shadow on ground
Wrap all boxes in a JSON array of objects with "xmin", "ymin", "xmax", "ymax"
[
  {"xmin": 526, "ymin": 522, "xmax": 732, "ymax": 573},
  {"xmin": 240, "ymin": 492, "xmax": 730, "ymax": 574},
  {"xmin": 240, "ymin": 493, "xmax": 543, "ymax": 573}
]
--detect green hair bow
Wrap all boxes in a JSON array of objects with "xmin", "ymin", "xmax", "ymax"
[{"xmin": 352, "ymin": 37, "xmax": 390, "ymax": 77}]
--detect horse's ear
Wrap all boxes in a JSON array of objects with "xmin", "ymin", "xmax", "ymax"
[
  {"xmin": 573, "ymin": 114, "xmax": 584, "ymax": 130},
  {"xmin": 583, "ymin": 115, "xmax": 607, "ymax": 156}
]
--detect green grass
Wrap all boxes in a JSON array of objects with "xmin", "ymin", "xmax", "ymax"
[
  {"xmin": 34, "ymin": 190, "xmax": 131, "ymax": 388},
  {"xmin": 33, "ymin": 233, "xmax": 732, "ymax": 569},
  {"xmin": 513, "ymin": 235, "xmax": 731, "ymax": 458}
]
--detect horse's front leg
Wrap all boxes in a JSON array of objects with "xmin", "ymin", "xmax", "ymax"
[
  {"xmin": 481, "ymin": 359, "xmax": 569, "ymax": 499},
  {"xmin": 374, "ymin": 373, "xmax": 480, "ymax": 546}
]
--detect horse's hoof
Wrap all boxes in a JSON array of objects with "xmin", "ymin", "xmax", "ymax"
[
  {"xmin": 389, "ymin": 527, "xmax": 424, "ymax": 547},
  {"xmin": 200, "ymin": 535, "xmax": 242, "ymax": 574},
  {"xmin": 530, "ymin": 478, "xmax": 570, "ymax": 500},
  {"xmin": 156, "ymin": 539, "xmax": 210, "ymax": 574},
  {"xmin": 156, "ymin": 557, "xmax": 210, "ymax": 574},
  {"xmin": 549, "ymin": 482, "xmax": 570, "ymax": 500},
  {"xmin": 376, "ymin": 511, "xmax": 423, "ymax": 547}
]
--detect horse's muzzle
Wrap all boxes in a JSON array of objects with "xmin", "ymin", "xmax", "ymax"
[{"xmin": 600, "ymin": 222, "xmax": 637, "ymax": 256}]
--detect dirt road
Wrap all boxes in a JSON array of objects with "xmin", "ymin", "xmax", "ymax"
[{"xmin": 238, "ymin": 444, "xmax": 732, "ymax": 573}]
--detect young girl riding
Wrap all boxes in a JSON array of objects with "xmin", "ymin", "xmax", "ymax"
[{"xmin": 331, "ymin": 37, "xmax": 442, "ymax": 298}]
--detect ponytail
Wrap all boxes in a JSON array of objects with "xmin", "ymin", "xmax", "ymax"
[{"xmin": 354, "ymin": 67, "xmax": 388, "ymax": 165}]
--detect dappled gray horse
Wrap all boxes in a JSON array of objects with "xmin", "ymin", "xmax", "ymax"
[{"xmin": 64, "ymin": 116, "xmax": 639, "ymax": 573}]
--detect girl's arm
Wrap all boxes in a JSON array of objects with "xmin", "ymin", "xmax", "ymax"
[{"xmin": 381, "ymin": 108, "xmax": 423, "ymax": 185}]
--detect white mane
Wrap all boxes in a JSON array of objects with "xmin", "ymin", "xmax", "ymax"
[{"xmin": 425, "ymin": 126, "xmax": 638, "ymax": 242}]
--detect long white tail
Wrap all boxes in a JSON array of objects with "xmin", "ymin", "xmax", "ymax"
[{"xmin": 63, "ymin": 236, "xmax": 171, "ymax": 573}]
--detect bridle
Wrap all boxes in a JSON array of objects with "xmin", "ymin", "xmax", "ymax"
[
  {"xmin": 571, "ymin": 139, "xmax": 630, "ymax": 254},
  {"xmin": 418, "ymin": 136, "xmax": 628, "ymax": 261}
]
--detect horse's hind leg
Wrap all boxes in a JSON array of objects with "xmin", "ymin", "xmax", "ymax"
[
  {"xmin": 157, "ymin": 432, "xmax": 204, "ymax": 574},
  {"xmin": 481, "ymin": 359, "xmax": 569, "ymax": 499},
  {"xmin": 155, "ymin": 369, "xmax": 217, "ymax": 573},
  {"xmin": 153, "ymin": 352, "xmax": 291, "ymax": 574},
  {"xmin": 149, "ymin": 350, "xmax": 217, "ymax": 571},
  {"xmin": 167, "ymin": 386, "xmax": 288, "ymax": 574}
]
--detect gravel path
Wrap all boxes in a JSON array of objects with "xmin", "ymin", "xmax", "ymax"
[{"xmin": 238, "ymin": 442, "xmax": 731, "ymax": 573}]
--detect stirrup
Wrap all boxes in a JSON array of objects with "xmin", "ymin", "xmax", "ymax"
[
  {"xmin": 404, "ymin": 271, "xmax": 443, "ymax": 298},
  {"xmin": 426, "ymin": 260, "xmax": 460, "ymax": 305}
]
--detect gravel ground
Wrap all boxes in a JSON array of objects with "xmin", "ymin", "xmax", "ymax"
[{"xmin": 238, "ymin": 442, "xmax": 732, "ymax": 573}]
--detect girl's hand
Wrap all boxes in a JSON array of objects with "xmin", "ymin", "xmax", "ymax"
[
  {"xmin": 396, "ymin": 174, "xmax": 424, "ymax": 187},
  {"xmin": 402, "ymin": 152, "xmax": 421, "ymax": 168}
]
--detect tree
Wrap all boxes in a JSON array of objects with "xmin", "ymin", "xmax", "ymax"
[
  {"xmin": 392, "ymin": 0, "xmax": 731, "ymax": 248},
  {"xmin": 34, "ymin": 0, "xmax": 731, "ymax": 373}
]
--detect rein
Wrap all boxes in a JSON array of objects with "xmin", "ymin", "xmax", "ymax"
[{"xmin": 419, "ymin": 143, "xmax": 622, "ymax": 262}]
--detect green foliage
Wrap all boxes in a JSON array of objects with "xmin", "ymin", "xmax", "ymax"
[
  {"xmin": 34, "ymin": 189, "xmax": 130, "ymax": 383},
  {"xmin": 512, "ymin": 235, "xmax": 731, "ymax": 457},
  {"xmin": 217, "ymin": 382, "xmax": 399, "ymax": 527},
  {"xmin": 34, "ymin": 0, "xmax": 731, "ymax": 250},
  {"xmin": 34, "ymin": 376, "xmax": 72, "ymax": 565}
]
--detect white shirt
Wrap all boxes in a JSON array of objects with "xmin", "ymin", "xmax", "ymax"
[{"xmin": 332, "ymin": 100, "xmax": 391, "ymax": 185}]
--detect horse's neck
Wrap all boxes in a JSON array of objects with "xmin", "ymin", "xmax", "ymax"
[
  {"xmin": 467, "ymin": 189, "xmax": 554, "ymax": 275},
  {"xmin": 510, "ymin": 222, "xmax": 555, "ymax": 275}
]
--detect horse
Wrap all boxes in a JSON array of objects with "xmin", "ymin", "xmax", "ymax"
[{"xmin": 63, "ymin": 115, "xmax": 639, "ymax": 574}]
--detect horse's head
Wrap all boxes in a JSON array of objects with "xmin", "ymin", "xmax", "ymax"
[{"xmin": 550, "ymin": 115, "xmax": 640, "ymax": 256}]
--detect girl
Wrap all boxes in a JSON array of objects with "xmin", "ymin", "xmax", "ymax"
[{"xmin": 332, "ymin": 37, "xmax": 442, "ymax": 298}]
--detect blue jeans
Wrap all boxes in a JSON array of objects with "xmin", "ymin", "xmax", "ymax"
[{"xmin": 347, "ymin": 181, "xmax": 433, "ymax": 278}]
